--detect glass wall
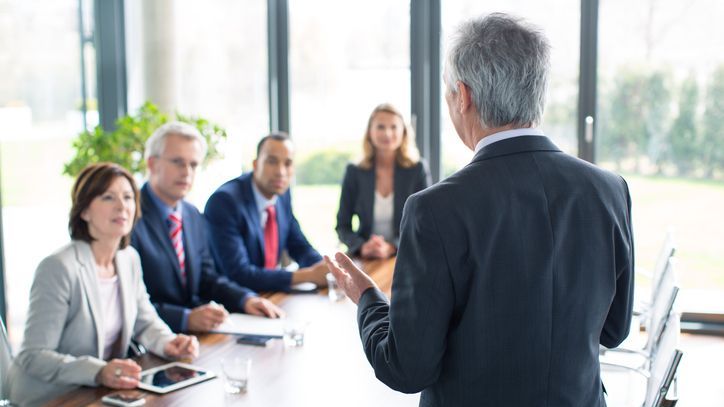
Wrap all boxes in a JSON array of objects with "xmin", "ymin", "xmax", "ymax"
[
  {"xmin": 125, "ymin": 0, "xmax": 269, "ymax": 208},
  {"xmin": 441, "ymin": 0, "xmax": 580, "ymax": 177},
  {"xmin": 2, "ymin": 2, "xmax": 723, "ymax": 351},
  {"xmin": 288, "ymin": 0, "xmax": 411, "ymax": 253},
  {"xmin": 0, "ymin": 0, "xmax": 94, "ymax": 348},
  {"xmin": 598, "ymin": 0, "xmax": 724, "ymax": 312}
]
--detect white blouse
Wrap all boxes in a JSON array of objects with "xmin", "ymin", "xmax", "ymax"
[
  {"xmin": 98, "ymin": 275, "xmax": 123, "ymax": 360},
  {"xmin": 372, "ymin": 191, "xmax": 395, "ymax": 243}
]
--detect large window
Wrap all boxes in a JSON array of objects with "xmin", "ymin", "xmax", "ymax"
[
  {"xmin": 125, "ymin": 0, "xmax": 269, "ymax": 208},
  {"xmin": 0, "ymin": 0, "xmax": 95, "ymax": 348},
  {"xmin": 441, "ymin": 1, "xmax": 580, "ymax": 177},
  {"xmin": 288, "ymin": 0, "xmax": 411, "ymax": 253},
  {"xmin": 598, "ymin": 0, "xmax": 724, "ymax": 312}
]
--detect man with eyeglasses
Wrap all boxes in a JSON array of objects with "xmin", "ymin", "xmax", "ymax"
[{"xmin": 131, "ymin": 122, "xmax": 283, "ymax": 334}]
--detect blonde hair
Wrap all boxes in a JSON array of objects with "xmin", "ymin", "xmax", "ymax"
[{"xmin": 359, "ymin": 103, "xmax": 420, "ymax": 170}]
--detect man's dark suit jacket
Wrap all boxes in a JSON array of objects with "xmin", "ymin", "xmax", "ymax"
[
  {"xmin": 336, "ymin": 161, "xmax": 431, "ymax": 254},
  {"xmin": 131, "ymin": 184, "xmax": 255, "ymax": 332},
  {"xmin": 204, "ymin": 173, "xmax": 322, "ymax": 292},
  {"xmin": 357, "ymin": 136, "xmax": 634, "ymax": 407}
]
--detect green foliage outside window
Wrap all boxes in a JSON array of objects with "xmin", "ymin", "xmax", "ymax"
[
  {"xmin": 296, "ymin": 149, "xmax": 353, "ymax": 185},
  {"xmin": 599, "ymin": 64, "xmax": 724, "ymax": 180},
  {"xmin": 701, "ymin": 66, "xmax": 724, "ymax": 178},
  {"xmin": 63, "ymin": 101, "xmax": 227, "ymax": 177}
]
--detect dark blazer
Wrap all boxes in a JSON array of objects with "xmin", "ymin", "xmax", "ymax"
[
  {"xmin": 336, "ymin": 161, "xmax": 431, "ymax": 254},
  {"xmin": 131, "ymin": 184, "xmax": 255, "ymax": 332},
  {"xmin": 356, "ymin": 136, "xmax": 634, "ymax": 407},
  {"xmin": 204, "ymin": 173, "xmax": 322, "ymax": 292}
]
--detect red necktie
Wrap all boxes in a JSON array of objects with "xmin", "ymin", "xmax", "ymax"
[
  {"xmin": 264, "ymin": 205, "xmax": 278, "ymax": 269},
  {"xmin": 168, "ymin": 213, "xmax": 186, "ymax": 285}
]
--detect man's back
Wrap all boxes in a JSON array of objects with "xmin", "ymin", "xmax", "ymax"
[{"xmin": 359, "ymin": 136, "xmax": 633, "ymax": 406}]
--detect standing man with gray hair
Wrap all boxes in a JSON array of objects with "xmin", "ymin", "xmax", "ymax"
[
  {"xmin": 325, "ymin": 13, "xmax": 634, "ymax": 406},
  {"xmin": 132, "ymin": 122, "xmax": 283, "ymax": 334}
]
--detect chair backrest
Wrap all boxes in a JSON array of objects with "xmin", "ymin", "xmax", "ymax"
[
  {"xmin": 649, "ymin": 232, "xmax": 676, "ymax": 306},
  {"xmin": 0, "ymin": 316, "xmax": 13, "ymax": 399},
  {"xmin": 644, "ymin": 314, "xmax": 683, "ymax": 407},
  {"xmin": 645, "ymin": 258, "xmax": 679, "ymax": 354}
]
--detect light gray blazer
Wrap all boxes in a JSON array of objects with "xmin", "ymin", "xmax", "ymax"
[{"xmin": 7, "ymin": 240, "xmax": 176, "ymax": 407}]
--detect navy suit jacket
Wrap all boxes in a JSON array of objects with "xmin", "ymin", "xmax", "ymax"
[
  {"xmin": 357, "ymin": 136, "xmax": 634, "ymax": 407},
  {"xmin": 131, "ymin": 184, "xmax": 255, "ymax": 332},
  {"xmin": 336, "ymin": 161, "xmax": 431, "ymax": 254},
  {"xmin": 204, "ymin": 173, "xmax": 322, "ymax": 292}
]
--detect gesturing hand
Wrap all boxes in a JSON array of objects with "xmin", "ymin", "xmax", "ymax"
[{"xmin": 323, "ymin": 252, "xmax": 378, "ymax": 304}]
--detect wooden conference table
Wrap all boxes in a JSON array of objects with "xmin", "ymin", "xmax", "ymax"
[{"xmin": 47, "ymin": 258, "xmax": 419, "ymax": 406}]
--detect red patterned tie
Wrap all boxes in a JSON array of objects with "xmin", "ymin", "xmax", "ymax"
[
  {"xmin": 264, "ymin": 205, "xmax": 278, "ymax": 269},
  {"xmin": 168, "ymin": 213, "xmax": 186, "ymax": 285}
]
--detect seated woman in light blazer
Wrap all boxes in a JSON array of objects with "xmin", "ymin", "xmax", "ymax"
[
  {"xmin": 7, "ymin": 163, "xmax": 199, "ymax": 406},
  {"xmin": 336, "ymin": 103, "xmax": 431, "ymax": 259}
]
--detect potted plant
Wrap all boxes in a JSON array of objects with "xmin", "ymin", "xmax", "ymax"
[{"xmin": 63, "ymin": 101, "xmax": 227, "ymax": 177}]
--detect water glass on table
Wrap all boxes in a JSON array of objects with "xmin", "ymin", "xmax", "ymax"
[
  {"xmin": 221, "ymin": 357, "xmax": 252, "ymax": 394},
  {"xmin": 326, "ymin": 272, "xmax": 347, "ymax": 302},
  {"xmin": 283, "ymin": 319, "xmax": 308, "ymax": 347}
]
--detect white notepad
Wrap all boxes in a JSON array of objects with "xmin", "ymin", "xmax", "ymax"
[{"xmin": 210, "ymin": 313, "xmax": 284, "ymax": 337}]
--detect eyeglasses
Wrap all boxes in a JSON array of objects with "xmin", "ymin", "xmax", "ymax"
[{"xmin": 159, "ymin": 156, "xmax": 200, "ymax": 171}]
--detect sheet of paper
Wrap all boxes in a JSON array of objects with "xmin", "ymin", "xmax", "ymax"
[{"xmin": 210, "ymin": 313, "xmax": 284, "ymax": 337}]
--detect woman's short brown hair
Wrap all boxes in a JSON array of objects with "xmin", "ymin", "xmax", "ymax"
[
  {"xmin": 69, "ymin": 163, "xmax": 140, "ymax": 249},
  {"xmin": 359, "ymin": 103, "xmax": 421, "ymax": 170}
]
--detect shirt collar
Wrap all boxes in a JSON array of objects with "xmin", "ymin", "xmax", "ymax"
[
  {"xmin": 251, "ymin": 179, "xmax": 278, "ymax": 212},
  {"xmin": 145, "ymin": 183, "xmax": 181, "ymax": 220},
  {"xmin": 474, "ymin": 127, "xmax": 545, "ymax": 154}
]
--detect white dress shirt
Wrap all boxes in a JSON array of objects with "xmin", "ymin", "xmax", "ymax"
[
  {"xmin": 372, "ymin": 191, "xmax": 395, "ymax": 243},
  {"xmin": 474, "ymin": 127, "xmax": 545, "ymax": 154}
]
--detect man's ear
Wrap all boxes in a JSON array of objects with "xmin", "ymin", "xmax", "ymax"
[
  {"xmin": 147, "ymin": 156, "xmax": 156, "ymax": 174},
  {"xmin": 457, "ymin": 81, "xmax": 472, "ymax": 114},
  {"xmin": 252, "ymin": 158, "xmax": 258, "ymax": 173}
]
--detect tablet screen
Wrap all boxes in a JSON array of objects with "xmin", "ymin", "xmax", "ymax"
[{"xmin": 141, "ymin": 365, "xmax": 208, "ymax": 388}]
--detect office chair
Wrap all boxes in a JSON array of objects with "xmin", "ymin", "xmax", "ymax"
[
  {"xmin": 601, "ymin": 258, "xmax": 680, "ymax": 370},
  {"xmin": 0, "ymin": 316, "xmax": 14, "ymax": 401},
  {"xmin": 644, "ymin": 314, "xmax": 683, "ymax": 407}
]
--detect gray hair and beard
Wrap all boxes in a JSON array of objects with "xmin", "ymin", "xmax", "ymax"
[{"xmin": 444, "ymin": 13, "xmax": 551, "ymax": 129}]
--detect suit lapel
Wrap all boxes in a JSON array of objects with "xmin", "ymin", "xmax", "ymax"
[
  {"xmin": 392, "ymin": 164, "xmax": 404, "ymax": 229},
  {"xmin": 141, "ymin": 185, "xmax": 187, "ymax": 289},
  {"xmin": 73, "ymin": 241, "xmax": 104, "ymax": 358},
  {"xmin": 181, "ymin": 204, "xmax": 197, "ymax": 294},
  {"xmin": 241, "ymin": 175, "xmax": 265, "ymax": 258},
  {"xmin": 115, "ymin": 249, "xmax": 133, "ymax": 355},
  {"xmin": 361, "ymin": 166, "xmax": 375, "ymax": 232},
  {"xmin": 275, "ymin": 197, "xmax": 287, "ymax": 260}
]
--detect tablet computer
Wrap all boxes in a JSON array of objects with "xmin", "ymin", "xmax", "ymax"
[{"xmin": 137, "ymin": 362, "xmax": 215, "ymax": 394}]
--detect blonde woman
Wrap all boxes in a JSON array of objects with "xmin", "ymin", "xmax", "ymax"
[{"xmin": 336, "ymin": 104, "xmax": 431, "ymax": 258}]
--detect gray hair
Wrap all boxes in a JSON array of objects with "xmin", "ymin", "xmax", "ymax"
[
  {"xmin": 144, "ymin": 121, "xmax": 208, "ymax": 160},
  {"xmin": 444, "ymin": 13, "xmax": 550, "ymax": 128}
]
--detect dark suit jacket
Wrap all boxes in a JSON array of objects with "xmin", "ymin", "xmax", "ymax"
[
  {"xmin": 204, "ymin": 173, "xmax": 322, "ymax": 292},
  {"xmin": 131, "ymin": 184, "xmax": 255, "ymax": 332},
  {"xmin": 357, "ymin": 136, "xmax": 634, "ymax": 407},
  {"xmin": 336, "ymin": 161, "xmax": 431, "ymax": 254}
]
